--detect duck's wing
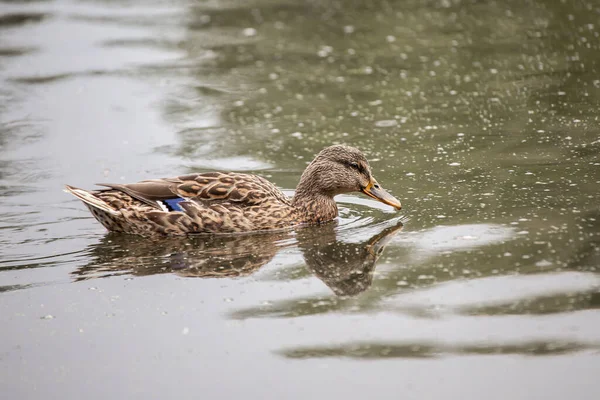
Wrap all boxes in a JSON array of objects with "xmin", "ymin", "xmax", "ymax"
[
  {"xmin": 96, "ymin": 179, "xmax": 180, "ymax": 210},
  {"xmin": 97, "ymin": 172, "xmax": 290, "ymax": 211}
]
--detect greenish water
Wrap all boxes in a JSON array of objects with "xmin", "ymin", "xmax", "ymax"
[{"xmin": 1, "ymin": 0, "xmax": 599, "ymax": 399}]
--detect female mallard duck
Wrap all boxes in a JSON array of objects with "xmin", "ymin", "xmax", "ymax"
[{"xmin": 65, "ymin": 145, "xmax": 402, "ymax": 236}]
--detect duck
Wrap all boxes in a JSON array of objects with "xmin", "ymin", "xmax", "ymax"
[{"xmin": 65, "ymin": 144, "xmax": 402, "ymax": 236}]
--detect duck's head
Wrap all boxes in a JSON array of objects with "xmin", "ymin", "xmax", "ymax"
[{"xmin": 296, "ymin": 145, "xmax": 402, "ymax": 210}]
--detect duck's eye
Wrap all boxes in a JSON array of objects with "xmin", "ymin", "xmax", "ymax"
[{"xmin": 343, "ymin": 160, "xmax": 364, "ymax": 173}]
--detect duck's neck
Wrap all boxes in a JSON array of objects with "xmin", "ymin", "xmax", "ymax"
[{"xmin": 292, "ymin": 176, "xmax": 338, "ymax": 224}]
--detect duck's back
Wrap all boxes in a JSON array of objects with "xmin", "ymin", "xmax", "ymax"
[{"xmin": 68, "ymin": 172, "xmax": 297, "ymax": 236}]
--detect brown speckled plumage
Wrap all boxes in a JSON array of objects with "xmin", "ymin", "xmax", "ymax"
[{"xmin": 65, "ymin": 145, "xmax": 402, "ymax": 237}]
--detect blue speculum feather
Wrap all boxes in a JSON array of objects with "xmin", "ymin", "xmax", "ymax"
[{"xmin": 163, "ymin": 198, "xmax": 185, "ymax": 212}]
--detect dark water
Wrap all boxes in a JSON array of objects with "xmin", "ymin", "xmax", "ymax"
[{"xmin": 1, "ymin": 0, "xmax": 599, "ymax": 398}]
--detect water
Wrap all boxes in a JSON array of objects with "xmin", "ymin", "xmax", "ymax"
[{"xmin": 1, "ymin": 0, "xmax": 599, "ymax": 398}]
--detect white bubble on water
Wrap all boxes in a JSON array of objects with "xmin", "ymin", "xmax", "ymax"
[
  {"xmin": 242, "ymin": 28, "xmax": 257, "ymax": 37},
  {"xmin": 375, "ymin": 119, "xmax": 397, "ymax": 127}
]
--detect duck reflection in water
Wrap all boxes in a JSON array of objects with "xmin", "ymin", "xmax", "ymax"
[{"xmin": 73, "ymin": 218, "xmax": 404, "ymax": 297}]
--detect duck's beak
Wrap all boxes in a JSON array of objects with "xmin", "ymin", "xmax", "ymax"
[{"xmin": 361, "ymin": 179, "xmax": 402, "ymax": 210}]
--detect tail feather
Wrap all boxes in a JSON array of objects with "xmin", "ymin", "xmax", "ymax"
[{"xmin": 64, "ymin": 184, "xmax": 120, "ymax": 216}]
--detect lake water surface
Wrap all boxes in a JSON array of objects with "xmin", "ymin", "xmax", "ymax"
[{"xmin": 1, "ymin": 0, "xmax": 599, "ymax": 399}]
